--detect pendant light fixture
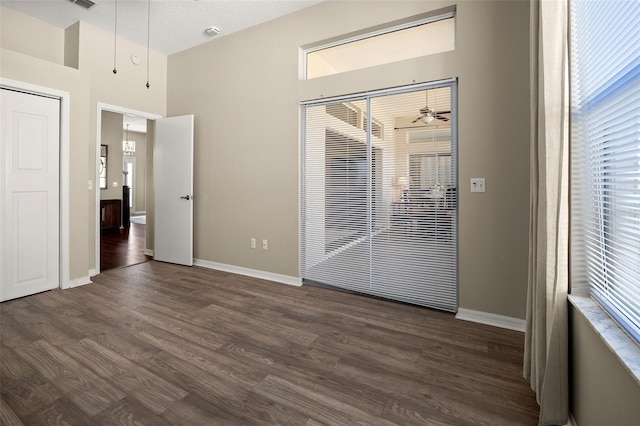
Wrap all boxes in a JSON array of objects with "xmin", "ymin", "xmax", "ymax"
[
  {"xmin": 123, "ymin": 124, "xmax": 136, "ymax": 156},
  {"xmin": 415, "ymin": 90, "xmax": 434, "ymax": 124},
  {"xmin": 420, "ymin": 112, "xmax": 435, "ymax": 124},
  {"xmin": 112, "ymin": 0, "xmax": 118, "ymax": 74},
  {"xmin": 109, "ymin": 0, "xmax": 152, "ymax": 88},
  {"xmin": 411, "ymin": 89, "xmax": 451, "ymax": 125},
  {"xmin": 146, "ymin": 0, "xmax": 151, "ymax": 89}
]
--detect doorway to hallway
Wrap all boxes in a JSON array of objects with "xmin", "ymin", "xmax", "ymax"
[
  {"xmin": 97, "ymin": 105, "xmax": 158, "ymax": 274},
  {"xmin": 100, "ymin": 222, "xmax": 149, "ymax": 271}
]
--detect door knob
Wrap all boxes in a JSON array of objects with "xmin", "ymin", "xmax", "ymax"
[{"xmin": 180, "ymin": 195, "xmax": 191, "ymax": 200}]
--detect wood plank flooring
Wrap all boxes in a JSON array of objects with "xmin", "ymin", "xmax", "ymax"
[
  {"xmin": 0, "ymin": 261, "xmax": 539, "ymax": 425},
  {"xmin": 100, "ymin": 222, "xmax": 149, "ymax": 271}
]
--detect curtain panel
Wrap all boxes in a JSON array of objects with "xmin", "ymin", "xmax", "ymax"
[{"xmin": 524, "ymin": 0, "xmax": 570, "ymax": 425}]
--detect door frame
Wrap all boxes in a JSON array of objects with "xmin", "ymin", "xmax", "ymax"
[
  {"xmin": 95, "ymin": 103, "xmax": 160, "ymax": 275},
  {"xmin": 0, "ymin": 78, "xmax": 71, "ymax": 290}
]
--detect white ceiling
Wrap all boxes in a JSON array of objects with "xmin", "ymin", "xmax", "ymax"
[{"xmin": 1, "ymin": 0, "xmax": 324, "ymax": 55}]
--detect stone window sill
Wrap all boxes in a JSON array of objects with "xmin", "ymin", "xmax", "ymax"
[{"xmin": 568, "ymin": 294, "xmax": 640, "ymax": 386}]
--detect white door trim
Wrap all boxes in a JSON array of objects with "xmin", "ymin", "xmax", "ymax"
[
  {"xmin": 95, "ymin": 103, "xmax": 161, "ymax": 275},
  {"xmin": 0, "ymin": 78, "xmax": 70, "ymax": 290}
]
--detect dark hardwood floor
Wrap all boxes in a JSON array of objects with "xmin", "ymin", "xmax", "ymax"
[
  {"xmin": 0, "ymin": 261, "xmax": 539, "ymax": 425},
  {"xmin": 100, "ymin": 222, "xmax": 150, "ymax": 272}
]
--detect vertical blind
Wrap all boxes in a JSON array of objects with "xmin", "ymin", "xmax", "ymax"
[
  {"xmin": 570, "ymin": 0, "xmax": 640, "ymax": 341},
  {"xmin": 300, "ymin": 81, "xmax": 458, "ymax": 312}
]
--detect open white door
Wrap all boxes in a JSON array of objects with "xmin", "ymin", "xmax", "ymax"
[
  {"xmin": 1, "ymin": 89, "xmax": 60, "ymax": 301},
  {"xmin": 154, "ymin": 115, "xmax": 194, "ymax": 266}
]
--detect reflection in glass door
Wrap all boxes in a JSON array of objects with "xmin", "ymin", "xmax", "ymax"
[{"xmin": 301, "ymin": 80, "xmax": 457, "ymax": 312}]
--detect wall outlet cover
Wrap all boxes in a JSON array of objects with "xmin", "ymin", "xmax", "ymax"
[{"xmin": 471, "ymin": 178, "xmax": 485, "ymax": 193}]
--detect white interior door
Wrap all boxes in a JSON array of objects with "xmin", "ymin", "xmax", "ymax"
[
  {"xmin": 154, "ymin": 115, "xmax": 194, "ymax": 266},
  {"xmin": 1, "ymin": 89, "xmax": 60, "ymax": 301}
]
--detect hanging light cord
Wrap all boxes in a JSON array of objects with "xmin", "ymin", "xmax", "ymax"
[
  {"xmin": 146, "ymin": 0, "xmax": 151, "ymax": 89},
  {"xmin": 113, "ymin": 0, "xmax": 118, "ymax": 74}
]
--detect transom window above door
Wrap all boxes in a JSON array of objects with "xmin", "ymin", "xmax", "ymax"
[{"xmin": 302, "ymin": 8, "xmax": 455, "ymax": 80}]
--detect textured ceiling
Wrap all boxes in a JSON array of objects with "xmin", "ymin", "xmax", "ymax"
[{"xmin": 1, "ymin": 0, "xmax": 324, "ymax": 55}]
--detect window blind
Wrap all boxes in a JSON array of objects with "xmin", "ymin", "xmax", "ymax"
[
  {"xmin": 570, "ymin": 0, "xmax": 640, "ymax": 342},
  {"xmin": 300, "ymin": 81, "xmax": 457, "ymax": 312}
]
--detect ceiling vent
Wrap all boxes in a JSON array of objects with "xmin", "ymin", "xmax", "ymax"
[{"xmin": 67, "ymin": 0, "xmax": 96, "ymax": 10}]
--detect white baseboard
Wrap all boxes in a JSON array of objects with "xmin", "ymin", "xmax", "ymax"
[
  {"xmin": 456, "ymin": 308, "xmax": 525, "ymax": 332},
  {"xmin": 89, "ymin": 268, "xmax": 97, "ymax": 277},
  {"xmin": 68, "ymin": 275, "xmax": 92, "ymax": 289},
  {"xmin": 144, "ymin": 249, "xmax": 153, "ymax": 256},
  {"xmin": 193, "ymin": 259, "xmax": 302, "ymax": 287}
]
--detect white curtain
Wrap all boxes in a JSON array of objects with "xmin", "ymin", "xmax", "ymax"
[{"xmin": 524, "ymin": 0, "xmax": 569, "ymax": 425}]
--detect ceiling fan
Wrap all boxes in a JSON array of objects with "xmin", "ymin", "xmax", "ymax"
[
  {"xmin": 412, "ymin": 90, "xmax": 451, "ymax": 124},
  {"xmin": 411, "ymin": 106, "xmax": 451, "ymax": 124}
]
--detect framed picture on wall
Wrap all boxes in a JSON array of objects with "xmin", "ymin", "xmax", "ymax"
[{"xmin": 100, "ymin": 144, "xmax": 108, "ymax": 189}]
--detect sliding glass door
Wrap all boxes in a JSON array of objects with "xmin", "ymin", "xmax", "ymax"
[{"xmin": 300, "ymin": 80, "xmax": 457, "ymax": 312}]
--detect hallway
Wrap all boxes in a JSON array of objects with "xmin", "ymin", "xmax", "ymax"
[{"xmin": 100, "ymin": 221, "xmax": 149, "ymax": 271}]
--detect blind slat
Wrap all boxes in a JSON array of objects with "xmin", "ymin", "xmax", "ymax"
[
  {"xmin": 301, "ymin": 84, "xmax": 457, "ymax": 311},
  {"xmin": 571, "ymin": 0, "xmax": 640, "ymax": 343}
]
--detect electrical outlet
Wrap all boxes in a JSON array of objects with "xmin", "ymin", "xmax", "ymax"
[
  {"xmin": 470, "ymin": 178, "xmax": 485, "ymax": 193},
  {"xmin": 88, "ymin": 180, "xmax": 93, "ymax": 190},
  {"xmin": 251, "ymin": 238, "xmax": 256, "ymax": 249},
  {"xmin": 112, "ymin": 181, "xmax": 118, "ymax": 187},
  {"xmin": 262, "ymin": 239, "xmax": 268, "ymax": 250}
]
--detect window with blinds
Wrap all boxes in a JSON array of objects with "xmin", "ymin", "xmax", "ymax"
[
  {"xmin": 570, "ymin": 0, "xmax": 640, "ymax": 342},
  {"xmin": 300, "ymin": 81, "xmax": 457, "ymax": 311}
]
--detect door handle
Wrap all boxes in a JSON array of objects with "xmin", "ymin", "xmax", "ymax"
[{"xmin": 180, "ymin": 195, "xmax": 191, "ymax": 200}]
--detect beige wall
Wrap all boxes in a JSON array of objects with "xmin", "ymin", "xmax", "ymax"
[
  {"xmin": 570, "ymin": 306, "xmax": 640, "ymax": 425},
  {"xmin": 64, "ymin": 22, "xmax": 80, "ymax": 69},
  {"xmin": 70, "ymin": 20, "xmax": 167, "ymax": 272},
  {"xmin": 1, "ymin": 6, "xmax": 167, "ymax": 276},
  {"xmin": 100, "ymin": 111, "xmax": 124, "ymax": 201},
  {"xmin": 167, "ymin": 0, "xmax": 531, "ymax": 319},
  {"xmin": 0, "ymin": 7, "xmax": 64, "ymax": 65},
  {"xmin": 0, "ymin": 48, "xmax": 91, "ymax": 281}
]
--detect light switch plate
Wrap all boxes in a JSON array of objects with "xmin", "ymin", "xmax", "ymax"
[
  {"xmin": 471, "ymin": 178, "xmax": 485, "ymax": 193},
  {"xmin": 112, "ymin": 182, "xmax": 118, "ymax": 187}
]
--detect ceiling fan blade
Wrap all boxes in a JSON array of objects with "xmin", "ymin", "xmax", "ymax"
[
  {"xmin": 433, "ymin": 111, "xmax": 451, "ymax": 121},
  {"xmin": 411, "ymin": 116, "xmax": 423, "ymax": 123}
]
